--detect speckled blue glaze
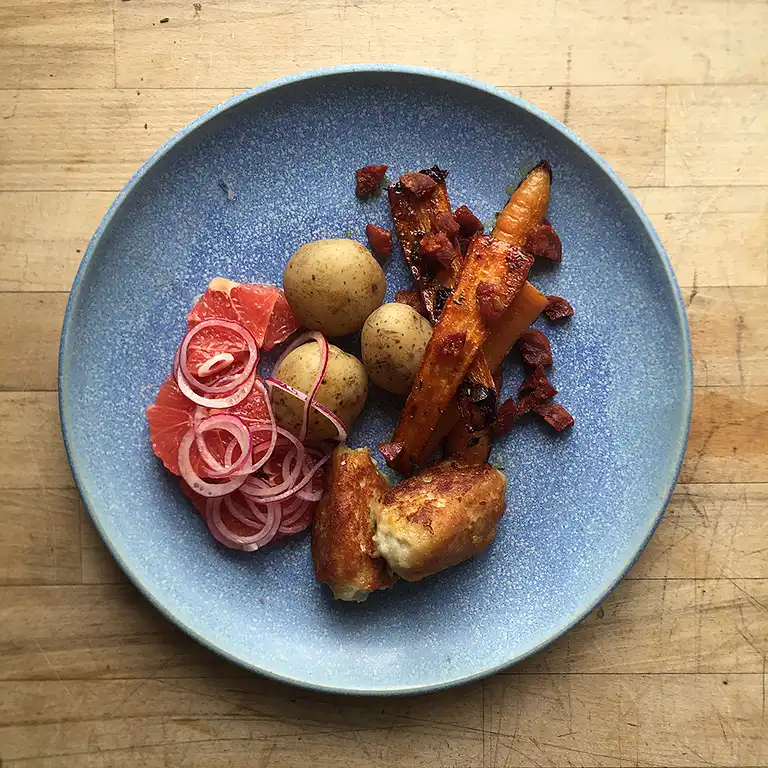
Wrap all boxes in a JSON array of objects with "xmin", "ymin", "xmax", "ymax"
[{"xmin": 59, "ymin": 65, "xmax": 692, "ymax": 695}]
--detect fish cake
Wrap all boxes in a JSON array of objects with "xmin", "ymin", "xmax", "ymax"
[
  {"xmin": 372, "ymin": 460, "xmax": 506, "ymax": 581},
  {"xmin": 312, "ymin": 446, "xmax": 396, "ymax": 601}
]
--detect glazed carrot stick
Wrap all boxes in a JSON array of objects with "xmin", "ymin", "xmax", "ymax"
[
  {"xmin": 388, "ymin": 167, "xmax": 497, "ymax": 394},
  {"xmin": 442, "ymin": 163, "xmax": 551, "ymax": 463},
  {"xmin": 384, "ymin": 234, "xmax": 534, "ymax": 475}
]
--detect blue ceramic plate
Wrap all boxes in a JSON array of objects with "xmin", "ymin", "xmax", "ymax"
[{"xmin": 59, "ymin": 65, "xmax": 691, "ymax": 695}]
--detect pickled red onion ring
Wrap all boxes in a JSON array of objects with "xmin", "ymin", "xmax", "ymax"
[
  {"xmin": 179, "ymin": 319, "xmax": 258, "ymax": 394},
  {"xmin": 246, "ymin": 451, "xmax": 330, "ymax": 504},
  {"xmin": 177, "ymin": 428, "xmax": 248, "ymax": 497},
  {"xmin": 272, "ymin": 331, "xmax": 329, "ymax": 441},
  {"xmin": 265, "ymin": 377, "xmax": 348, "ymax": 443},
  {"xmin": 207, "ymin": 497, "xmax": 282, "ymax": 551},
  {"xmin": 197, "ymin": 352, "xmax": 235, "ymax": 378},
  {"xmin": 193, "ymin": 414, "xmax": 251, "ymax": 479},
  {"xmin": 177, "ymin": 366, "xmax": 256, "ymax": 409}
]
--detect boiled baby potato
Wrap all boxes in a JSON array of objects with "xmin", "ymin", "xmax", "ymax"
[
  {"xmin": 271, "ymin": 342, "xmax": 368, "ymax": 441},
  {"xmin": 283, "ymin": 239, "xmax": 386, "ymax": 337},
  {"xmin": 361, "ymin": 303, "xmax": 433, "ymax": 395}
]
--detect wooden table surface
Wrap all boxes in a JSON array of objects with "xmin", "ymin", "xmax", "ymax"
[{"xmin": 1, "ymin": 1, "xmax": 767, "ymax": 765}]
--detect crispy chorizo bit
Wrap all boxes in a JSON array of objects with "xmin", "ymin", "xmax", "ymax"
[
  {"xmin": 400, "ymin": 172, "xmax": 438, "ymax": 199},
  {"xmin": 434, "ymin": 211, "xmax": 460, "ymax": 238},
  {"xmin": 440, "ymin": 331, "xmax": 466, "ymax": 357},
  {"xmin": 419, "ymin": 165, "xmax": 449, "ymax": 184},
  {"xmin": 419, "ymin": 232, "xmax": 456, "ymax": 271},
  {"xmin": 378, "ymin": 441, "xmax": 404, "ymax": 464},
  {"xmin": 517, "ymin": 366, "xmax": 558, "ymax": 414},
  {"xmin": 544, "ymin": 295, "xmax": 574, "ymax": 322},
  {"xmin": 457, "ymin": 382, "xmax": 497, "ymax": 431},
  {"xmin": 394, "ymin": 289, "xmax": 428, "ymax": 318},
  {"xmin": 355, "ymin": 164, "xmax": 388, "ymax": 197},
  {"xmin": 476, "ymin": 280, "xmax": 505, "ymax": 322},
  {"xmin": 492, "ymin": 398, "xmax": 518, "ymax": 436},
  {"xmin": 519, "ymin": 365, "xmax": 557, "ymax": 398},
  {"xmin": 516, "ymin": 329, "xmax": 552, "ymax": 367},
  {"xmin": 365, "ymin": 224, "xmax": 392, "ymax": 260},
  {"xmin": 453, "ymin": 205, "xmax": 484, "ymax": 237},
  {"xmin": 525, "ymin": 222, "xmax": 562, "ymax": 262},
  {"xmin": 533, "ymin": 401, "xmax": 574, "ymax": 432}
]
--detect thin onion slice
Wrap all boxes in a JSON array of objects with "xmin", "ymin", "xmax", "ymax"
[
  {"xmin": 177, "ymin": 428, "xmax": 248, "ymax": 497},
  {"xmin": 224, "ymin": 493, "xmax": 268, "ymax": 528},
  {"xmin": 247, "ymin": 451, "xmax": 330, "ymax": 505},
  {"xmin": 193, "ymin": 414, "xmax": 251, "ymax": 479},
  {"xmin": 278, "ymin": 511, "xmax": 313, "ymax": 535},
  {"xmin": 206, "ymin": 498, "xmax": 282, "ymax": 551},
  {"xmin": 272, "ymin": 331, "xmax": 329, "ymax": 441},
  {"xmin": 266, "ymin": 377, "xmax": 348, "ymax": 443},
  {"xmin": 240, "ymin": 429, "xmax": 306, "ymax": 499},
  {"xmin": 197, "ymin": 352, "xmax": 235, "ymax": 378},
  {"xmin": 179, "ymin": 319, "xmax": 258, "ymax": 394},
  {"xmin": 177, "ymin": 366, "xmax": 256, "ymax": 409},
  {"xmin": 200, "ymin": 381, "xmax": 279, "ymax": 478}
]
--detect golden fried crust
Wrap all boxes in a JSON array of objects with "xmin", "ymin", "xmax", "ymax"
[
  {"xmin": 312, "ymin": 446, "xmax": 396, "ymax": 601},
  {"xmin": 372, "ymin": 460, "xmax": 507, "ymax": 581}
]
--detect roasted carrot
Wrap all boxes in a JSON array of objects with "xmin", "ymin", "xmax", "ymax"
[
  {"xmin": 481, "ymin": 161, "xmax": 551, "ymax": 367},
  {"xmin": 388, "ymin": 167, "xmax": 497, "ymax": 396},
  {"xmin": 482, "ymin": 284, "xmax": 549, "ymax": 370},
  {"xmin": 384, "ymin": 235, "xmax": 534, "ymax": 475},
  {"xmin": 387, "ymin": 167, "xmax": 460, "ymax": 319},
  {"xmin": 442, "ymin": 163, "xmax": 551, "ymax": 459},
  {"xmin": 434, "ymin": 285, "xmax": 547, "ymax": 461},
  {"xmin": 494, "ymin": 161, "xmax": 551, "ymax": 246}
]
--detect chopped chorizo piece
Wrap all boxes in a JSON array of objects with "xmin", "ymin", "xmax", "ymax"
[
  {"xmin": 543, "ymin": 295, "xmax": 574, "ymax": 322},
  {"xmin": 434, "ymin": 211, "xmax": 460, "ymax": 238},
  {"xmin": 399, "ymin": 172, "xmax": 438, "ymax": 199},
  {"xmin": 366, "ymin": 224, "xmax": 392, "ymax": 260},
  {"xmin": 476, "ymin": 280, "xmax": 505, "ymax": 323},
  {"xmin": 492, "ymin": 398, "xmax": 518, "ymax": 436},
  {"xmin": 519, "ymin": 365, "xmax": 557, "ymax": 399},
  {"xmin": 516, "ymin": 329, "xmax": 552, "ymax": 368},
  {"xmin": 525, "ymin": 222, "xmax": 562, "ymax": 262},
  {"xmin": 457, "ymin": 382, "xmax": 497, "ymax": 432},
  {"xmin": 516, "ymin": 366, "xmax": 558, "ymax": 414},
  {"xmin": 394, "ymin": 289, "xmax": 428, "ymax": 318},
  {"xmin": 379, "ymin": 441, "xmax": 404, "ymax": 464},
  {"xmin": 355, "ymin": 164, "xmax": 388, "ymax": 197},
  {"xmin": 419, "ymin": 165, "xmax": 449, "ymax": 184},
  {"xmin": 419, "ymin": 232, "xmax": 456, "ymax": 271},
  {"xmin": 440, "ymin": 331, "xmax": 466, "ymax": 357},
  {"xmin": 453, "ymin": 205, "xmax": 484, "ymax": 237},
  {"xmin": 533, "ymin": 402, "xmax": 574, "ymax": 432}
]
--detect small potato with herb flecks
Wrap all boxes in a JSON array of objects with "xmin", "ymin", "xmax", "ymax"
[
  {"xmin": 271, "ymin": 342, "xmax": 368, "ymax": 441},
  {"xmin": 283, "ymin": 239, "xmax": 386, "ymax": 337},
  {"xmin": 361, "ymin": 303, "xmax": 433, "ymax": 395}
]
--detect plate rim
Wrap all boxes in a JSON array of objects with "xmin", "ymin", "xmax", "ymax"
[{"xmin": 58, "ymin": 63, "xmax": 693, "ymax": 696}]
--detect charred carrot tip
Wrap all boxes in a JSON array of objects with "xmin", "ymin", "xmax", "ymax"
[{"xmin": 533, "ymin": 159, "xmax": 552, "ymax": 180}]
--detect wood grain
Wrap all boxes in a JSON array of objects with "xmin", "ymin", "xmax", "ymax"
[
  {"xmin": 666, "ymin": 86, "xmax": 768, "ymax": 187},
  {"xmin": 2, "ymin": 0, "xmax": 768, "ymax": 765},
  {"xmin": 0, "ymin": 293, "xmax": 68, "ymax": 391},
  {"xmin": 567, "ymin": 86, "xmax": 666, "ymax": 186},
  {"xmin": 482, "ymin": 673, "xmax": 766, "ymax": 768},
  {"xmin": 631, "ymin": 484, "xmax": 768, "ymax": 580},
  {"xmin": 0, "ymin": 192, "xmax": 113, "ymax": 291},
  {"xmin": 0, "ymin": 490, "xmax": 82, "ymax": 585},
  {"xmin": 0, "ymin": 89, "xmax": 232, "ymax": 191},
  {"xmin": 0, "ymin": 0, "xmax": 114, "ymax": 89},
  {"xmin": 634, "ymin": 187, "xmax": 768, "ymax": 289},
  {"xmin": 112, "ymin": 0, "xmax": 768, "ymax": 89},
  {"xmin": 0, "ymin": 393, "xmax": 72, "ymax": 489}
]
